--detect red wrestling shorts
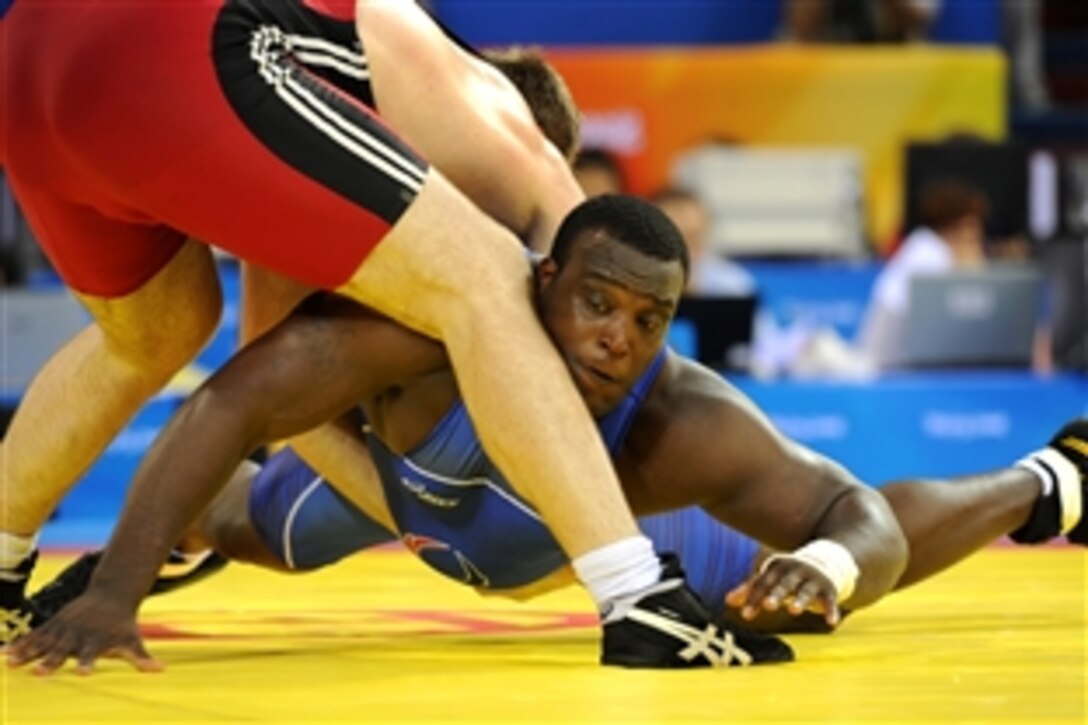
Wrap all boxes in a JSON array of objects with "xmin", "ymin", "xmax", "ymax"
[{"xmin": 2, "ymin": 0, "xmax": 427, "ymax": 297}]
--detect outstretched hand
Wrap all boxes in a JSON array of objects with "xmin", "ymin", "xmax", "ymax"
[
  {"xmin": 6, "ymin": 591, "xmax": 162, "ymax": 676},
  {"xmin": 725, "ymin": 557, "xmax": 841, "ymax": 628}
]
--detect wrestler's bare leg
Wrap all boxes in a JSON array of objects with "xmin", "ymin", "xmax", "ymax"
[{"xmin": 1, "ymin": 240, "xmax": 221, "ymax": 536}]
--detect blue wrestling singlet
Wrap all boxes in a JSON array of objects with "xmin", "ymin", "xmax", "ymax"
[
  {"xmin": 363, "ymin": 350, "xmax": 668, "ymax": 589},
  {"xmin": 248, "ymin": 349, "xmax": 758, "ymax": 615}
]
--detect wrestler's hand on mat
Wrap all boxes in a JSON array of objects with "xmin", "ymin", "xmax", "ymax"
[
  {"xmin": 6, "ymin": 590, "xmax": 162, "ymax": 675},
  {"xmin": 725, "ymin": 558, "xmax": 841, "ymax": 627}
]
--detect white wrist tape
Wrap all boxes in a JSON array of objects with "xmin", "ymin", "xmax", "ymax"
[
  {"xmin": 1016, "ymin": 447, "xmax": 1082, "ymax": 535},
  {"xmin": 759, "ymin": 538, "xmax": 860, "ymax": 603}
]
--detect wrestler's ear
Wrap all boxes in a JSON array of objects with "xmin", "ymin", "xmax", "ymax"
[{"xmin": 535, "ymin": 258, "xmax": 559, "ymax": 292}]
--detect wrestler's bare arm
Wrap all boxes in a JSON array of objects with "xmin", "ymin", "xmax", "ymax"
[
  {"xmin": 55, "ymin": 297, "xmax": 443, "ymax": 604},
  {"xmin": 353, "ymin": 0, "xmax": 581, "ymax": 251},
  {"xmin": 621, "ymin": 357, "xmax": 908, "ymax": 612}
]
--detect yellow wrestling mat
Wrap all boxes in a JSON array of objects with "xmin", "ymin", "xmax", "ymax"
[{"xmin": 3, "ymin": 547, "xmax": 1085, "ymax": 723}]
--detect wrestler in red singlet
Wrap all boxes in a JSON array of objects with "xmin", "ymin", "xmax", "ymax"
[{"xmin": 1, "ymin": 0, "xmax": 426, "ymax": 297}]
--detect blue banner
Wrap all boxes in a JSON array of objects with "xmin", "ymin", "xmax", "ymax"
[{"xmin": 733, "ymin": 372, "xmax": 1088, "ymax": 484}]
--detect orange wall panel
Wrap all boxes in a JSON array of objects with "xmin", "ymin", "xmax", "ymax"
[{"xmin": 549, "ymin": 46, "xmax": 1005, "ymax": 250}]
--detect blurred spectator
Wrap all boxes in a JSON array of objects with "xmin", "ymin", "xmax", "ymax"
[
  {"xmin": 783, "ymin": 0, "xmax": 941, "ymax": 43},
  {"xmin": 778, "ymin": 178, "xmax": 1056, "ymax": 378},
  {"xmin": 1044, "ymin": 237, "xmax": 1087, "ymax": 372},
  {"xmin": 650, "ymin": 187, "xmax": 756, "ymax": 297},
  {"xmin": 753, "ymin": 180, "xmax": 994, "ymax": 380},
  {"xmin": 1004, "ymin": 0, "xmax": 1050, "ymax": 111},
  {"xmin": 857, "ymin": 179, "xmax": 988, "ymax": 367},
  {"xmin": 573, "ymin": 148, "xmax": 626, "ymax": 197}
]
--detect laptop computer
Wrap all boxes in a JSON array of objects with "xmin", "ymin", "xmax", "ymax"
[
  {"xmin": 900, "ymin": 267, "xmax": 1042, "ymax": 369},
  {"xmin": 670, "ymin": 295, "xmax": 757, "ymax": 371}
]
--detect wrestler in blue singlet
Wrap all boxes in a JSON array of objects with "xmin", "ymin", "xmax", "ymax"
[{"xmin": 248, "ymin": 350, "xmax": 758, "ymax": 617}]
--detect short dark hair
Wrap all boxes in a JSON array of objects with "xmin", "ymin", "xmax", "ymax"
[
  {"xmin": 483, "ymin": 47, "xmax": 580, "ymax": 162},
  {"xmin": 918, "ymin": 180, "xmax": 989, "ymax": 231},
  {"xmin": 570, "ymin": 145, "xmax": 622, "ymax": 175},
  {"xmin": 648, "ymin": 186, "xmax": 704, "ymax": 208},
  {"xmin": 551, "ymin": 194, "xmax": 690, "ymax": 280}
]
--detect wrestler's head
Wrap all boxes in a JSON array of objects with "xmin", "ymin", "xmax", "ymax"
[
  {"xmin": 484, "ymin": 47, "xmax": 580, "ymax": 162},
  {"xmin": 536, "ymin": 195, "xmax": 688, "ymax": 416}
]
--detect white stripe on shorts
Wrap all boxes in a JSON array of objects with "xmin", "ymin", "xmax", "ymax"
[
  {"xmin": 282, "ymin": 475, "xmax": 326, "ymax": 570},
  {"xmin": 286, "ymin": 32, "xmax": 368, "ymax": 72},
  {"xmin": 250, "ymin": 25, "xmax": 425, "ymax": 192},
  {"xmin": 291, "ymin": 49, "xmax": 369, "ymax": 80}
]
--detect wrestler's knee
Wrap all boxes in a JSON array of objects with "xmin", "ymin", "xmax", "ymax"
[{"xmin": 80, "ymin": 241, "xmax": 222, "ymax": 373}]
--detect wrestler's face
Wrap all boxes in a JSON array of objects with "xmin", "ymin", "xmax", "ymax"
[{"xmin": 536, "ymin": 230, "xmax": 684, "ymax": 416}]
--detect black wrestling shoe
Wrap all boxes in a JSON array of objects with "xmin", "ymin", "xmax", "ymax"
[
  {"xmin": 26, "ymin": 550, "xmax": 99, "ymax": 623},
  {"xmin": 28, "ymin": 549, "xmax": 229, "ymax": 624},
  {"xmin": 1011, "ymin": 419, "xmax": 1088, "ymax": 545},
  {"xmin": 600, "ymin": 554, "xmax": 794, "ymax": 668},
  {"xmin": 150, "ymin": 550, "xmax": 229, "ymax": 595},
  {"xmin": 1, "ymin": 551, "xmax": 43, "ymax": 646}
]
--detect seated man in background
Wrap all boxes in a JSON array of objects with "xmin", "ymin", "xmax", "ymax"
[
  {"xmin": 650, "ymin": 187, "xmax": 756, "ymax": 298},
  {"xmin": 15, "ymin": 196, "xmax": 1087, "ymax": 674},
  {"xmin": 782, "ymin": 0, "xmax": 940, "ymax": 43},
  {"xmin": 572, "ymin": 148, "xmax": 627, "ymax": 198},
  {"xmin": 857, "ymin": 180, "xmax": 989, "ymax": 369},
  {"xmin": 757, "ymin": 177, "xmax": 1052, "ymax": 378}
]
